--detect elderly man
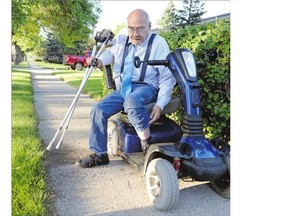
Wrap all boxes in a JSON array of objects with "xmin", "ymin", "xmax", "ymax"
[{"xmin": 77, "ymin": 9, "xmax": 176, "ymax": 168}]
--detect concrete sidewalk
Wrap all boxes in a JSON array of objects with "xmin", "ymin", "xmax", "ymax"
[{"xmin": 26, "ymin": 62, "xmax": 230, "ymax": 216}]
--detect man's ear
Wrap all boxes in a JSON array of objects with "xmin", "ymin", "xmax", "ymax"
[{"xmin": 148, "ymin": 22, "xmax": 152, "ymax": 30}]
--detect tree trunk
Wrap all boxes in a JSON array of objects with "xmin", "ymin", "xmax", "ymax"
[{"xmin": 12, "ymin": 42, "xmax": 22, "ymax": 64}]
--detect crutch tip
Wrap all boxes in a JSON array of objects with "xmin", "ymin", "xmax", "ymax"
[
  {"xmin": 46, "ymin": 142, "xmax": 54, "ymax": 151},
  {"xmin": 55, "ymin": 142, "xmax": 62, "ymax": 149}
]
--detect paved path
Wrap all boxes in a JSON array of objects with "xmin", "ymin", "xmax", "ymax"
[{"xmin": 25, "ymin": 62, "xmax": 230, "ymax": 216}]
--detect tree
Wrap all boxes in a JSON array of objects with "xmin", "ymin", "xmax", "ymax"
[
  {"xmin": 64, "ymin": 39, "xmax": 93, "ymax": 55},
  {"xmin": 113, "ymin": 22, "xmax": 127, "ymax": 36},
  {"xmin": 44, "ymin": 32, "xmax": 63, "ymax": 63},
  {"xmin": 157, "ymin": 0, "xmax": 177, "ymax": 28},
  {"xmin": 12, "ymin": 0, "xmax": 39, "ymax": 63},
  {"xmin": 175, "ymin": 0, "xmax": 206, "ymax": 26},
  {"xmin": 12, "ymin": 0, "xmax": 102, "ymax": 63}
]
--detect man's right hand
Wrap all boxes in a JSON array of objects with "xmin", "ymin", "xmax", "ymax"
[
  {"xmin": 86, "ymin": 57, "xmax": 103, "ymax": 68},
  {"xmin": 148, "ymin": 105, "xmax": 162, "ymax": 125}
]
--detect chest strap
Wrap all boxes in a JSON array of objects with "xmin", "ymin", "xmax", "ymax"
[
  {"xmin": 139, "ymin": 33, "xmax": 156, "ymax": 82},
  {"xmin": 120, "ymin": 36, "xmax": 130, "ymax": 74},
  {"xmin": 120, "ymin": 33, "xmax": 156, "ymax": 82}
]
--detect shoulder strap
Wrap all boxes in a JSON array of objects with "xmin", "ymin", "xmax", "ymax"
[
  {"xmin": 120, "ymin": 36, "xmax": 130, "ymax": 74},
  {"xmin": 139, "ymin": 33, "xmax": 156, "ymax": 82}
]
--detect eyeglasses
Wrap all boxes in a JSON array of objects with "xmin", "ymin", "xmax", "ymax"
[{"xmin": 127, "ymin": 26, "xmax": 146, "ymax": 34}]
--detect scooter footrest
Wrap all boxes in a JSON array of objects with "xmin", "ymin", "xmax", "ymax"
[{"xmin": 118, "ymin": 116, "xmax": 182, "ymax": 153}]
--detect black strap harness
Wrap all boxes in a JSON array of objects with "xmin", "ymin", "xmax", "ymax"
[{"xmin": 120, "ymin": 33, "xmax": 156, "ymax": 82}]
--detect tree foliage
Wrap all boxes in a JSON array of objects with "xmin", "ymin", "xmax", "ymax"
[
  {"xmin": 175, "ymin": 0, "xmax": 206, "ymax": 26},
  {"xmin": 113, "ymin": 22, "xmax": 127, "ymax": 36},
  {"xmin": 157, "ymin": 0, "xmax": 177, "ymax": 28},
  {"xmin": 38, "ymin": 0, "xmax": 101, "ymax": 47},
  {"xmin": 12, "ymin": 0, "xmax": 102, "ymax": 62}
]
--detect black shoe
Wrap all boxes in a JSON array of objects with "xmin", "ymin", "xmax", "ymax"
[
  {"xmin": 141, "ymin": 136, "xmax": 153, "ymax": 155},
  {"xmin": 76, "ymin": 153, "xmax": 109, "ymax": 168}
]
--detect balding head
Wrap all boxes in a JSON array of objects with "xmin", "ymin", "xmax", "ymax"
[
  {"xmin": 127, "ymin": 9, "xmax": 151, "ymax": 24},
  {"xmin": 127, "ymin": 9, "xmax": 151, "ymax": 46}
]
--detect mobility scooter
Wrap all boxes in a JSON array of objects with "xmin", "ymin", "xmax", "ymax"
[
  {"xmin": 47, "ymin": 29, "xmax": 230, "ymax": 211},
  {"xmin": 106, "ymin": 46, "xmax": 230, "ymax": 211}
]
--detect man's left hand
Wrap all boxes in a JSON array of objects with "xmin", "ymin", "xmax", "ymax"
[{"xmin": 148, "ymin": 105, "xmax": 162, "ymax": 125}]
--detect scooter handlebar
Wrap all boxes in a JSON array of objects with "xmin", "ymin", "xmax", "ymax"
[
  {"xmin": 134, "ymin": 56, "xmax": 169, "ymax": 68},
  {"xmin": 134, "ymin": 56, "xmax": 207, "ymax": 72},
  {"xmin": 146, "ymin": 60, "xmax": 169, "ymax": 66},
  {"xmin": 196, "ymin": 62, "xmax": 207, "ymax": 68}
]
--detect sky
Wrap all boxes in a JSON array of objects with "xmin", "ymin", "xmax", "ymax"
[{"xmin": 95, "ymin": 0, "xmax": 230, "ymax": 31}]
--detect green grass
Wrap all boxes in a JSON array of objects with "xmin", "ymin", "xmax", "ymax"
[
  {"xmin": 35, "ymin": 61, "xmax": 69, "ymax": 70},
  {"xmin": 28, "ymin": 61, "xmax": 108, "ymax": 100},
  {"xmin": 12, "ymin": 70, "xmax": 48, "ymax": 215},
  {"xmin": 11, "ymin": 61, "xmax": 29, "ymax": 69},
  {"xmin": 52, "ymin": 69, "xmax": 111, "ymax": 101},
  {"xmin": 11, "ymin": 62, "xmax": 109, "ymax": 215}
]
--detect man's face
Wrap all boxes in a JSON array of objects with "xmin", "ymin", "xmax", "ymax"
[{"xmin": 127, "ymin": 12, "xmax": 151, "ymax": 46}]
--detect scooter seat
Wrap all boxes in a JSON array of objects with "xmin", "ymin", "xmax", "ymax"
[{"xmin": 146, "ymin": 96, "xmax": 181, "ymax": 115}]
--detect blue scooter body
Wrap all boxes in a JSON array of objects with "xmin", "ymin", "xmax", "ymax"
[{"xmin": 113, "ymin": 48, "xmax": 227, "ymax": 181}]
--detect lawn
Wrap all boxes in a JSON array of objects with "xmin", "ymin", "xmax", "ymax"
[
  {"xmin": 38, "ymin": 62, "xmax": 112, "ymax": 100},
  {"xmin": 29, "ymin": 60, "xmax": 110, "ymax": 100},
  {"xmin": 35, "ymin": 61, "xmax": 69, "ymax": 70},
  {"xmin": 11, "ymin": 61, "xmax": 29, "ymax": 69},
  {"xmin": 11, "ymin": 61, "xmax": 112, "ymax": 215},
  {"xmin": 12, "ymin": 70, "xmax": 49, "ymax": 215},
  {"xmin": 53, "ymin": 69, "xmax": 108, "ymax": 101}
]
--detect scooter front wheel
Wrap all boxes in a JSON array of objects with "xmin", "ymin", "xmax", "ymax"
[{"xmin": 145, "ymin": 158, "xmax": 179, "ymax": 211}]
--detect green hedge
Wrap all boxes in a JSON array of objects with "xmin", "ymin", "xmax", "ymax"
[{"xmin": 160, "ymin": 20, "xmax": 230, "ymax": 143}]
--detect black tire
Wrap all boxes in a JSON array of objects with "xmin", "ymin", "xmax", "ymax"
[
  {"xmin": 146, "ymin": 158, "xmax": 179, "ymax": 211},
  {"xmin": 107, "ymin": 120, "xmax": 119, "ymax": 156},
  {"xmin": 71, "ymin": 65, "xmax": 75, "ymax": 70},
  {"xmin": 75, "ymin": 62, "xmax": 83, "ymax": 71},
  {"xmin": 210, "ymin": 154, "xmax": 230, "ymax": 199}
]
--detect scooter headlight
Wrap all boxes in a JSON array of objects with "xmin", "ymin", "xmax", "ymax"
[{"xmin": 181, "ymin": 50, "xmax": 197, "ymax": 78}]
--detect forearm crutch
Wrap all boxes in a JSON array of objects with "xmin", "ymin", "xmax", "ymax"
[{"xmin": 46, "ymin": 29, "xmax": 115, "ymax": 151}]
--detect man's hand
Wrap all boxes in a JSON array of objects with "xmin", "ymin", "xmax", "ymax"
[
  {"xmin": 86, "ymin": 57, "xmax": 103, "ymax": 68},
  {"xmin": 148, "ymin": 105, "xmax": 162, "ymax": 125}
]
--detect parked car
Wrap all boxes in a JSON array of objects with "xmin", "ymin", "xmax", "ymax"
[{"xmin": 63, "ymin": 50, "xmax": 93, "ymax": 71}]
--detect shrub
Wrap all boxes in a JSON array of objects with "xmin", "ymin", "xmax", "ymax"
[
  {"xmin": 160, "ymin": 20, "xmax": 230, "ymax": 143},
  {"xmin": 34, "ymin": 58, "xmax": 42, "ymax": 62}
]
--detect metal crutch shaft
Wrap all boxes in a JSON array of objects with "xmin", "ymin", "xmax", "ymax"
[
  {"xmin": 46, "ymin": 54, "xmax": 96, "ymax": 151},
  {"xmin": 55, "ymin": 62, "xmax": 95, "ymax": 149},
  {"xmin": 46, "ymin": 29, "xmax": 114, "ymax": 151},
  {"xmin": 46, "ymin": 61, "xmax": 94, "ymax": 151}
]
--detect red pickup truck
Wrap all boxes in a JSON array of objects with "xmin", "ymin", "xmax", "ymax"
[{"xmin": 63, "ymin": 50, "xmax": 93, "ymax": 71}]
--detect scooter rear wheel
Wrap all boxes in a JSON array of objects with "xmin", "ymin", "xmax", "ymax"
[
  {"xmin": 107, "ymin": 120, "xmax": 119, "ymax": 156},
  {"xmin": 145, "ymin": 158, "xmax": 179, "ymax": 211},
  {"xmin": 210, "ymin": 154, "xmax": 230, "ymax": 199}
]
